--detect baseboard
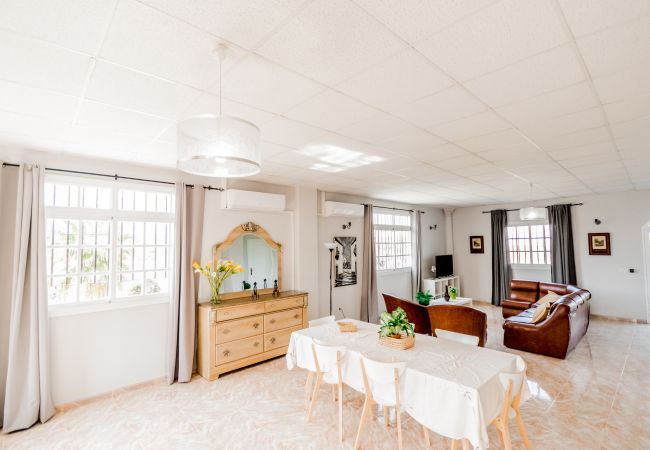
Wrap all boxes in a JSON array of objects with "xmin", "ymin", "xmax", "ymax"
[
  {"xmin": 591, "ymin": 313, "xmax": 648, "ymax": 324},
  {"xmin": 54, "ymin": 376, "xmax": 167, "ymax": 412}
]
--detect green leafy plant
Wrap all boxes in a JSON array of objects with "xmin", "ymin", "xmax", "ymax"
[
  {"xmin": 415, "ymin": 290, "xmax": 433, "ymax": 305},
  {"xmin": 378, "ymin": 307, "xmax": 415, "ymax": 338},
  {"xmin": 449, "ymin": 286, "xmax": 458, "ymax": 299}
]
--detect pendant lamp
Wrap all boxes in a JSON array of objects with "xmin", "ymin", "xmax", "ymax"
[{"xmin": 177, "ymin": 44, "xmax": 261, "ymax": 177}]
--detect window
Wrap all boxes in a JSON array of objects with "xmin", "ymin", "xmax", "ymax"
[
  {"xmin": 44, "ymin": 176, "xmax": 175, "ymax": 307},
  {"xmin": 373, "ymin": 211, "xmax": 412, "ymax": 271},
  {"xmin": 507, "ymin": 224, "xmax": 551, "ymax": 265}
]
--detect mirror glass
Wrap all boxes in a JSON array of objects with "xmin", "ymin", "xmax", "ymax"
[{"xmin": 220, "ymin": 234, "xmax": 279, "ymax": 293}]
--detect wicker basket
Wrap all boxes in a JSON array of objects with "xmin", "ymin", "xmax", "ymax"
[
  {"xmin": 379, "ymin": 334, "xmax": 415, "ymax": 350},
  {"xmin": 337, "ymin": 321, "xmax": 358, "ymax": 333}
]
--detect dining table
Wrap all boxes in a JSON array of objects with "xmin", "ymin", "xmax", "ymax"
[{"xmin": 286, "ymin": 319, "xmax": 528, "ymax": 450}]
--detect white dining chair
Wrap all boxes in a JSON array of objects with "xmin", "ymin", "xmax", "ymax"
[
  {"xmin": 491, "ymin": 356, "xmax": 531, "ymax": 450},
  {"xmin": 305, "ymin": 315, "xmax": 337, "ymax": 400},
  {"xmin": 355, "ymin": 355, "xmax": 430, "ymax": 450},
  {"xmin": 307, "ymin": 341, "xmax": 347, "ymax": 442},
  {"xmin": 435, "ymin": 328, "xmax": 480, "ymax": 346}
]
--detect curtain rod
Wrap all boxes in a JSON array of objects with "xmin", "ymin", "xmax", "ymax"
[
  {"xmin": 362, "ymin": 203, "xmax": 425, "ymax": 214},
  {"xmin": 481, "ymin": 203, "xmax": 584, "ymax": 214},
  {"xmin": 1, "ymin": 162, "xmax": 224, "ymax": 191}
]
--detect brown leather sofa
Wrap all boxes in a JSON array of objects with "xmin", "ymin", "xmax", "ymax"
[{"xmin": 502, "ymin": 279, "xmax": 591, "ymax": 359}]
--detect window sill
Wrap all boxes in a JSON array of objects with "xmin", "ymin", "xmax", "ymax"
[
  {"xmin": 48, "ymin": 296, "xmax": 169, "ymax": 318},
  {"xmin": 510, "ymin": 264, "xmax": 551, "ymax": 271},
  {"xmin": 377, "ymin": 268, "xmax": 412, "ymax": 275}
]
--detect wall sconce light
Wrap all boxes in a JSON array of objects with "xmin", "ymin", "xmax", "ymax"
[
  {"xmin": 594, "ymin": 219, "xmax": 601, "ymax": 225},
  {"xmin": 429, "ymin": 224, "xmax": 437, "ymax": 230},
  {"xmin": 342, "ymin": 221, "xmax": 352, "ymax": 230}
]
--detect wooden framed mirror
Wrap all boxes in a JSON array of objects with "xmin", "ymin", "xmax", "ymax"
[{"xmin": 212, "ymin": 222, "xmax": 282, "ymax": 300}]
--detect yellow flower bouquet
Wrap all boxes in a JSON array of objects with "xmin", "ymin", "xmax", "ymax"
[{"xmin": 192, "ymin": 260, "xmax": 244, "ymax": 304}]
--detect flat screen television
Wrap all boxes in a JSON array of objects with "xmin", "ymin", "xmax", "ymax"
[{"xmin": 435, "ymin": 255, "xmax": 453, "ymax": 278}]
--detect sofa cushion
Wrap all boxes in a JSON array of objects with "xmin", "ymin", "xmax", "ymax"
[
  {"xmin": 539, "ymin": 282, "xmax": 570, "ymax": 297},
  {"xmin": 502, "ymin": 299, "xmax": 534, "ymax": 310},
  {"xmin": 532, "ymin": 304, "xmax": 550, "ymax": 323},
  {"xmin": 510, "ymin": 280, "xmax": 539, "ymax": 303},
  {"xmin": 536, "ymin": 291, "xmax": 560, "ymax": 306}
]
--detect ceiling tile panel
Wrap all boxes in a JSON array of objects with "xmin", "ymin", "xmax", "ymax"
[
  {"xmin": 427, "ymin": 111, "xmax": 510, "ymax": 142},
  {"xmin": 463, "ymin": 45, "xmax": 584, "ymax": 107},
  {"xmin": 518, "ymin": 107, "xmax": 606, "ymax": 140},
  {"xmin": 182, "ymin": 94, "xmax": 275, "ymax": 125},
  {"xmin": 101, "ymin": 0, "xmax": 245, "ymax": 90},
  {"xmin": 221, "ymin": 55, "xmax": 324, "ymax": 114},
  {"xmin": 496, "ymin": 82, "xmax": 598, "ymax": 124},
  {"xmin": 603, "ymin": 94, "xmax": 650, "ymax": 123},
  {"xmin": 457, "ymin": 128, "xmax": 532, "ymax": 153},
  {"xmin": 593, "ymin": 64, "xmax": 650, "ymax": 103},
  {"xmin": 336, "ymin": 112, "xmax": 416, "ymax": 146},
  {"xmin": 259, "ymin": 116, "xmax": 328, "ymax": 148},
  {"xmin": 535, "ymin": 126, "xmax": 612, "ymax": 152},
  {"xmin": 139, "ymin": 0, "xmax": 306, "ymax": 50},
  {"xmin": 0, "ymin": 80, "xmax": 78, "ymax": 119},
  {"xmin": 558, "ymin": 0, "xmax": 650, "ymax": 37},
  {"xmin": 394, "ymin": 86, "xmax": 486, "ymax": 128},
  {"xmin": 380, "ymin": 130, "xmax": 446, "ymax": 158},
  {"xmin": 336, "ymin": 48, "xmax": 453, "ymax": 110},
  {"xmin": 414, "ymin": 0, "xmax": 566, "ymax": 81},
  {"xmin": 75, "ymin": 100, "xmax": 172, "ymax": 140},
  {"xmin": 284, "ymin": 89, "xmax": 378, "ymax": 130},
  {"xmin": 257, "ymin": 0, "xmax": 406, "ymax": 85},
  {"xmin": 0, "ymin": 0, "xmax": 116, "ymax": 54},
  {"xmin": 577, "ymin": 16, "xmax": 650, "ymax": 79},
  {"xmin": 0, "ymin": 30, "xmax": 91, "ymax": 97},
  {"xmin": 86, "ymin": 61, "xmax": 200, "ymax": 119}
]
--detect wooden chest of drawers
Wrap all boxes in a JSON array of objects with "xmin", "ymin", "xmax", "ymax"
[{"xmin": 197, "ymin": 291, "xmax": 308, "ymax": 380}]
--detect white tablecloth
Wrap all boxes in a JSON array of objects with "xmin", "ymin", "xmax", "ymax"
[{"xmin": 286, "ymin": 320, "xmax": 527, "ymax": 450}]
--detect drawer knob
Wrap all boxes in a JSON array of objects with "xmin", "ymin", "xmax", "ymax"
[
  {"xmin": 254, "ymin": 341, "xmax": 260, "ymax": 347},
  {"xmin": 253, "ymin": 322, "xmax": 260, "ymax": 329},
  {"xmin": 294, "ymin": 314, "xmax": 299, "ymax": 319},
  {"xmin": 270, "ymin": 337, "xmax": 276, "ymax": 344},
  {"xmin": 223, "ymin": 350, "xmax": 230, "ymax": 357},
  {"xmin": 270, "ymin": 319, "xmax": 276, "ymax": 324},
  {"xmin": 223, "ymin": 328, "xmax": 230, "ymax": 334}
]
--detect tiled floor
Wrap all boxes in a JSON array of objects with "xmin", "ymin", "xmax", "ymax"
[{"xmin": 2, "ymin": 304, "xmax": 650, "ymax": 449}]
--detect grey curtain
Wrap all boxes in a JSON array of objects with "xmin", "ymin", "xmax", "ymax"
[
  {"xmin": 491, "ymin": 209, "xmax": 510, "ymax": 306},
  {"xmin": 167, "ymin": 184, "xmax": 205, "ymax": 384},
  {"xmin": 547, "ymin": 204, "xmax": 577, "ymax": 285},
  {"xmin": 411, "ymin": 211, "xmax": 422, "ymax": 297},
  {"xmin": 1, "ymin": 165, "xmax": 55, "ymax": 432},
  {"xmin": 360, "ymin": 205, "xmax": 378, "ymax": 323}
]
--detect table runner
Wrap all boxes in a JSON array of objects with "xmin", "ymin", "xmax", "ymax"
[{"xmin": 286, "ymin": 320, "xmax": 527, "ymax": 450}]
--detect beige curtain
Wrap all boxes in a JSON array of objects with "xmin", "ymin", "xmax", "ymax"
[
  {"xmin": 360, "ymin": 205, "xmax": 378, "ymax": 323},
  {"xmin": 167, "ymin": 184, "xmax": 205, "ymax": 384},
  {"xmin": 1, "ymin": 164, "xmax": 55, "ymax": 432}
]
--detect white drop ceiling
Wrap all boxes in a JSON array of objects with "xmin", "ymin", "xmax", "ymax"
[{"xmin": 1, "ymin": 0, "xmax": 649, "ymax": 206}]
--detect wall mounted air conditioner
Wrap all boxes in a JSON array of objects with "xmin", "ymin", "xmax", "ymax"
[
  {"xmin": 323, "ymin": 201, "xmax": 364, "ymax": 217},
  {"xmin": 221, "ymin": 189, "xmax": 286, "ymax": 211}
]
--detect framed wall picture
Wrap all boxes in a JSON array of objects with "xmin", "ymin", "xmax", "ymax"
[
  {"xmin": 469, "ymin": 235, "xmax": 484, "ymax": 254},
  {"xmin": 588, "ymin": 232, "xmax": 611, "ymax": 255},
  {"xmin": 334, "ymin": 236, "xmax": 357, "ymax": 287}
]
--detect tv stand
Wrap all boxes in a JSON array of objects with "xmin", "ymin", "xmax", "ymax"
[{"xmin": 422, "ymin": 275, "xmax": 459, "ymax": 299}]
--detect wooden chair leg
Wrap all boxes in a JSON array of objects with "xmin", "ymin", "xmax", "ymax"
[
  {"xmin": 383, "ymin": 406, "xmax": 389, "ymax": 428},
  {"xmin": 307, "ymin": 373, "xmax": 322, "ymax": 420},
  {"xmin": 501, "ymin": 422, "xmax": 512, "ymax": 450},
  {"xmin": 450, "ymin": 439, "xmax": 459, "ymax": 450},
  {"xmin": 515, "ymin": 411, "xmax": 532, "ymax": 450},
  {"xmin": 461, "ymin": 438, "xmax": 470, "ymax": 450},
  {"xmin": 354, "ymin": 397, "xmax": 371, "ymax": 450},
  {"xmin": 304, "ymin": 372, "xmax": 314, "ymax": 401},
  {"xmin": 395, "ymin": 402, "xmax": 403, "ymax": 450},
  {"xmin": 331, "ymin": 384, "xmax": 336, "ymax": 402},
  {"xmin": 338, "ymin": 381, "xmax": 343, "ymax": 442},
  {"xmin": 422, "ymin": 424, "xmax": 430, "ymax": 448}
]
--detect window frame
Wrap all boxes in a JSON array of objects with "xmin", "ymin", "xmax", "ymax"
[
  {"xmin": 373, "ymin": 210, "xmax": 413, "ymax": 273},
  {"xmin": 44, "ymin": 174, "xmax": 175, "ymax": 315},
  {"xmin": 506, "ymin": 221, "xmax": 551, "ymax": 268}
]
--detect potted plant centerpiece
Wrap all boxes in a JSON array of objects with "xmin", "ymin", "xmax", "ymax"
[
  {"xmin": 192, "ymin": 260, "xmax": 244, "ymax": 304},
  {"xmin": 378, "ymin": 307, "xmax": 416, "ymax": 350},
  {"xmin": 416, "ymin": 289, "xmax": 433, "ymax": 306},
  {"xmin": 449, "ymin": 286, "xmax": 458, "ymax": 300}
]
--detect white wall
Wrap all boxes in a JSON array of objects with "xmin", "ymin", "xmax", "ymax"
[
  {"xmin": 317, "ymin": 192, "xmax": 447, "ymax": 320},
  {"xmin": 452, "ymin": 190, "xmax": 650, "ymax": 321}
]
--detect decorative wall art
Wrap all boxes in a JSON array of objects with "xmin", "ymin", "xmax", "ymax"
[
  {"xmin": 334, "ymin": 236, "xmax": 357, "ymax": 287},
  {"xmin": 588, "ymin": 232, "xmax": 611, "ymax": 255},
  {"xmin": 469, "ymin": 235, "xmax": 484, "ymax": 254}
]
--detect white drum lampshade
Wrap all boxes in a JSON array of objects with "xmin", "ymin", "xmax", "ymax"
[{"xmin": 177, "ymin": 114, "xmax": 261, "ymax": 177}]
